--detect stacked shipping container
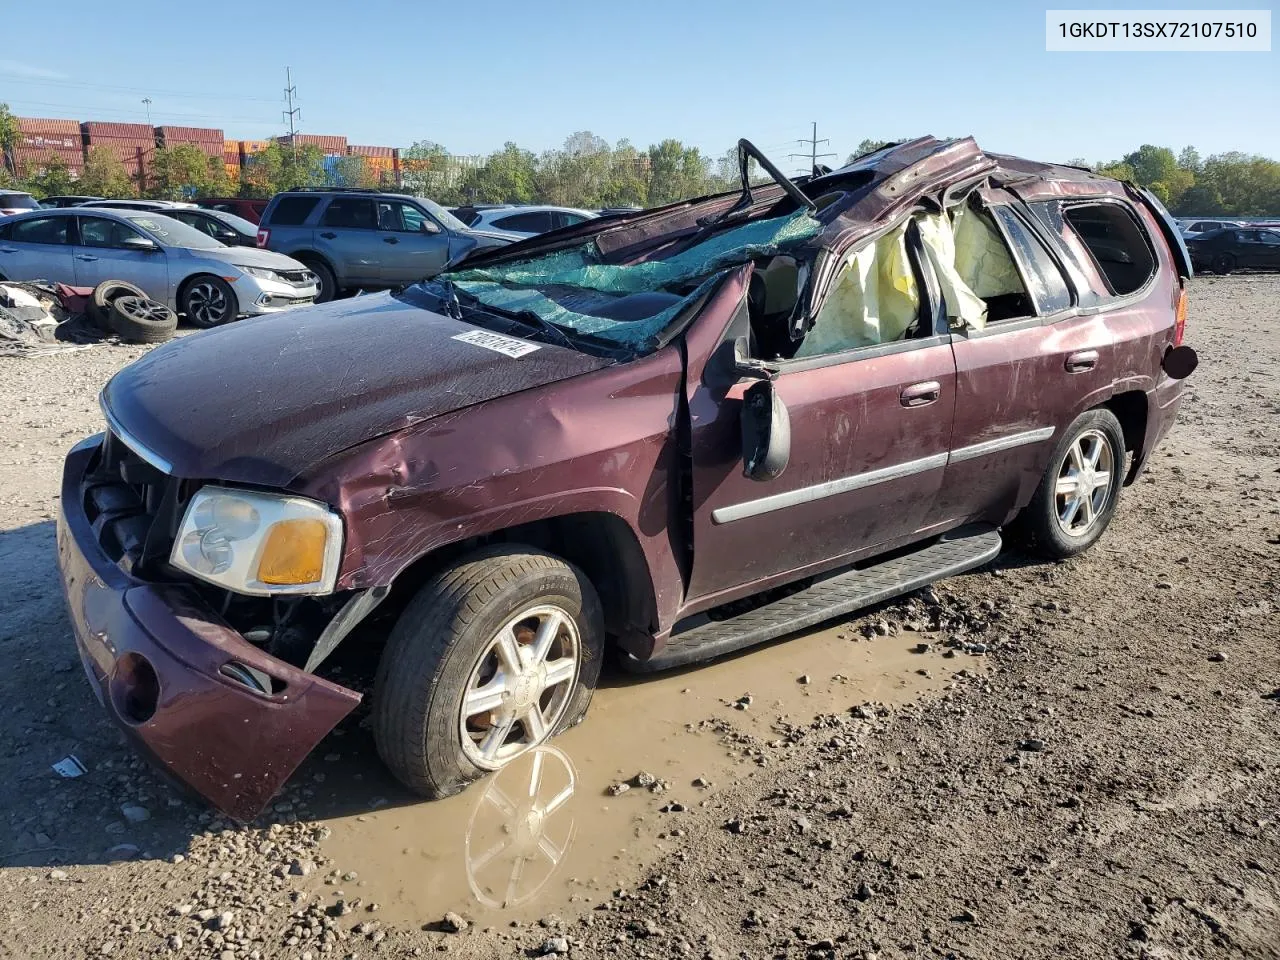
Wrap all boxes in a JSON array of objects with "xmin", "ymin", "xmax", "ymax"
[
  {"xmin": 81, "ymin": 121, "xmax": 156, "ymax": 188},
  {"xmin": 8, "ymin": 117, "xmax": 84, "ymax": 178},
  {"xmin": 276, "ymin": 133, "xmax": 347, "ymax": 154},
  {"xmin": 347, "ymin": 144, "xmax": 400, "ymax": 186},
  {"xmin": 156, "ymin": 126, "xmax": 224, "ymax": 160}
]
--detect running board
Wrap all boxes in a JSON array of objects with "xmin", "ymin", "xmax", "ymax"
[{"xmin": 624, "ymin": 525, "xmax": 1002, "ymax": 674}]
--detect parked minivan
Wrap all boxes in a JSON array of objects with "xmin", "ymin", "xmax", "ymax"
[{"xmin": 57, "ymin": 137, "xmax": 1197, "ymax": 819}]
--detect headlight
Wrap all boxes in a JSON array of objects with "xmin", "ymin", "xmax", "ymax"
[
  {"xmin": 170, "ymin": 486, "xmax": 343, "ymax": 595},
  {"xmin": 238, "ymin": 265, "xmax": 278, "ymax": 281}
]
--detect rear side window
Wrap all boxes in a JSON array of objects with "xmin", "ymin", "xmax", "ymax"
[
  {"xmin": 1, "ymin": 193, "xmax": 39, "ymax": 210},
  {"xmin": 321, "ymin": 197, "xmax": 376, "ymax": 229},
  {"xmin": 10, "ymin": 216, "xmax": 69, "ymax": 244},
  {"xmin": 990, "ymin": 207, "xmax": 1072, "ymax": 315},
  {"xmin": 492, "ymin": 211, "xmax": 552, "ymax": 233},
  {"xmin": 1060, "ymin": 202, "xmax": 1156, "ymax": 298},
  {"xmin": 268, "ymin": 195, "xmax": 321, "ymax": 226}
]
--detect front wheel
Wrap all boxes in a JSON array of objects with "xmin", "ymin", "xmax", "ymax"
[
  {"xmin": 373, "ymin": 546, "xmax": 603, "ymax": 799},
  {"xmin": 181, "ymin": 275, "xmax": 238, "ymax": 327},
  {"xmin": 1011, "ymin": 408, "xmax": 1126, "ymax": 559},
  {"xmin": 1211, "ymin": 253, "xmax": 1235, "ymax": 275}
]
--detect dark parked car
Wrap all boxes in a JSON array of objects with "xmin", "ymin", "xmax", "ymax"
[
  {"xmin": 1185, "ymin": 226, "xmax": 1280, "ymax": 273},
  {"xmin": 39, "ymin": 195, "xmax": 105, "ymax": 208},
  {"xmin": 196, "ymin": 197, "xmax": 268, "ymax": 224},
  {"xmin": 256, "ymin": 188, "xmax": 514, "ymax": 302},
  {"xmin": 57, "ymin": 137, "xmax": 1197, "ymax": 820},
  {"xmin": 164, "ymin": 207, "xmax": 258, "ymax": 247}
]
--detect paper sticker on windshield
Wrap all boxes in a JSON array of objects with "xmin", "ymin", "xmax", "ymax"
[{"xmin": 452, "ymin": 329, "xmax": 541, "ymax": 358}]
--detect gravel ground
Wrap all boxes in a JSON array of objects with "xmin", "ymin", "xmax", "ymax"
[{"xmin": 0, "ymin": 277, "xmax": 1276, "ymax": 959}]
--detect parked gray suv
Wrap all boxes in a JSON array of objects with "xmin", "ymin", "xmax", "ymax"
[{"xmin": 256, "ymin": 189, "xmax": 514, "ymax": 302}]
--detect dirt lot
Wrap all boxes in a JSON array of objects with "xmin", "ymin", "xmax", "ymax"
[{"xmin": 0, "ymin": 276, "xmax": 1276, "ymax": 960}]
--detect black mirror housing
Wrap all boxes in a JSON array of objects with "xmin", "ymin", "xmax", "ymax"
[{"xmin": 741, "ymin": 379, "xmax": 791, "ymax": 481}]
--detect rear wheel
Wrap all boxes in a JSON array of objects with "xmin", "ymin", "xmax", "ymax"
[
  {"xmin": 1012, "ymin": 408, "xmax": 1125, "ymax": 559},
  {"xmin": 1211, "ymin": 253, "xmax": 1236, "ymax": 274},
  {"xmin": 90, "ymin": 280, "xmax": 146, "ymax": 330},
  {"xmin": 373, "ymin": 546, "xmax": 603, "ymax": 799},
  {"xmin": 181, "ymin": 275, "xmax": 238, "ymax": 328}
]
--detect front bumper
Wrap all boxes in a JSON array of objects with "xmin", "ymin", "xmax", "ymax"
[
  {"xmin": 56, "ymin": 438, "xmax": 360, "ymax": 821},
  {"xmin": 238, "ymin": 275, "xmax": 319, "ymax": 317}
]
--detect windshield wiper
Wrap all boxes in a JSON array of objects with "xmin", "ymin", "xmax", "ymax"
[
  {"xmin": 431, "ymin": 278, "xmax": 463, "ymax": 320},
  {"xmin": 451, "ymin": 286, "xmax": 579, "ymax": 352}
]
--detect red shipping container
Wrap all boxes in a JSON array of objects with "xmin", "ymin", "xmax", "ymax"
[
  {"xmin": 278, "ymin": 133, "xmax": 347, "ymax": 154},
  {"xmin": 9, "ymin": 145, "xmax": 85, "ymax": 179},
  {"xmin": 348, "ymin": 144, "xmax": 395, "ymax": 158}
]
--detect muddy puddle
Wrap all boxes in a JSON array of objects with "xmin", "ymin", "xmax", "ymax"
[{"xmin": 318, "ymin": 625, "xmax": 959, "ymax": 928}]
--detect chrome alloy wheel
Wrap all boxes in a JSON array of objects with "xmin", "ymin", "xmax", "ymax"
[
  {"xmin": 459, "ymin": 605, "xmax": 580, "ymax": 770},
  {"xmin": 1055, "ymin": 428, "xmax": 1115, "ymax": 537},
  {"xmin": 187, "ymin": 280, "xmax": 231, "ymax": 325}
]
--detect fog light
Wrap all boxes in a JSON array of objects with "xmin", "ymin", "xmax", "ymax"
[{"xmin": 110, "ymin": 652, "xmax": 159, "ymax": 724}]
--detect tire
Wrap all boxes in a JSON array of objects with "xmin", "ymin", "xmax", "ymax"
[
  {"xmin": 90, "ymin": 280, "xmax": 146, "ymax": 330},
  {"xmin": 298, "ymin": 258, "xmax": 337, "ymax": 303},
  {"xmin": 1012, "ymin": 408, "xmax": 1126, "ymax": 560},
  {"xmin": 373, "ymin": 545, "xmax": 604, "ymax": 799},
  {"xmin": 1211, "ymin": 253, "xmax": 1235, "ymax": 275},
  {"xmin": 107, "ymin": 296, "xmax": 178, "ymax": 344},
  {"xmin": 180, "ymin": 275, "xmax": 239, "ymax": 328}
]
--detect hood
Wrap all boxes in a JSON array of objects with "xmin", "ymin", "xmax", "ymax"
[
  {"xmin": 193, "ymin": 245, "xmax": 308, "ymax": 271},
  {"xmin": 100, "ymin": 292, "xmax": 609, "ymax": 488},
  {"xmin": 466, "ymin": 228, "xmax": 521, "ymax": 244}
]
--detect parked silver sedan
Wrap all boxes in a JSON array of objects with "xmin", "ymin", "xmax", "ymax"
[{"xmin": 0, "ymin": 208, "xmax": 318, "ymax": 326}]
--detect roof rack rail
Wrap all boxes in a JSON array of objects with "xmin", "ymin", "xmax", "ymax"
[{"xmin": 282, "ymin": 186, "xmax": 385, "ymax": 194}]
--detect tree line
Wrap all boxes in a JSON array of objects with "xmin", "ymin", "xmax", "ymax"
[{"xmin": 2, "ymin": 102, "xmax": 1277, "ymax": 216}]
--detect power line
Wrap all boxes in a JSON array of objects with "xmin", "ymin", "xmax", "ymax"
[
  {"xmin": 3, "ymin": 97, "xmax": 279, "ymax": 125},
  {"xmin": 0, "ymin": 73, "xmax": 281, "ymax": 103},
  {"xmin": 789, "ymin": 121, "xmax": 837, "ymax": 175}
]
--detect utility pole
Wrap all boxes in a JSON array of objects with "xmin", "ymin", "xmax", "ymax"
[
  {"xmin": 141, "ymin": 98, "xmax": 152, "ymax": 126},
  {"xmin": 790, "ymin": 121, "xmax": 836, "ymax": 175},
  {"xmin": 283, "ymin": 67, "xmax": 301, "ymax": 164}
]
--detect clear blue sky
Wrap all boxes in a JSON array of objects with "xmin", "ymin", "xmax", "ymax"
[{"xmin": 2, "ymin": 0, "xmax": 1275, "ymax": 171}]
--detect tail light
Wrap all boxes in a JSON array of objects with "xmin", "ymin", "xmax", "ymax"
[
  {"xmin": 256, "ymin": 227, "xmax": 270, "ymax": 248},
  {"xmin": 1173, "ymin": 285, "xmax": 1188, "ymax": 346}
]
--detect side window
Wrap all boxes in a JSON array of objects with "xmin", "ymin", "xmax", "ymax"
[
  {"xmin": 555, "ymin": 212, "xmax": 588, "ymax": 228},
  {"xmin": 78, "ymin": 217, "xmax": 144, "ymax": 248},
  {"xmin": 1060, "ymin": 202, "xmax": 1157, "ymax": 297},
  {"xmin": 10, "ymin": 216, "xmax": 69, "ymax": 245},
  {"xmin": 376, "ymin": 201, "xmax": 432, "ymax": 233},
  {"xmin": 792, "ymin": 220, "xmax": 924, "ymax": 358},
  {"xmin": 268, "ymin": 195, "xmax": 321, "ymax": 226},
  {"xmin": 492, "ymin": 211, "xmax": 551, "ymax": 233},
  {"xmin": 1261, "ymin": 231, "xmax": 1280, "ymax": 245},
  {"xmin": 321, "ymin": 197, "xmax": 376, "ymax": 229},
  {"xmin": 990, "ymin": 207, "xmax": 1072, "ymax": 315},
  {"xmin": 1235, "ymin": 230, "xmax": 1257, "ymax": 243}
]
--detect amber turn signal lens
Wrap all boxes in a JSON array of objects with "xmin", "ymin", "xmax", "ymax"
[{"xmin": 257, "ymin": 519, "xmax": 328, "ymax": 585}]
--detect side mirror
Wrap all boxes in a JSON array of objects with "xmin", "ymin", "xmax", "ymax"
[
  {"xmin": 421, "ymin": 220, "xmax": 441, "ymax": 234},
  {"xmin": 741, "ymin": 379, "xmax": 791, "ymax": 481},
  {"xmin": 121, "ymin": 235, "xmax": 159, "ymax": 252}
]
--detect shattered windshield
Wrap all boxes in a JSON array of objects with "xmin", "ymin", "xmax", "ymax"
[{"xmin": 428, "ymin": 209, "xmax": 822, "ymax": 352}]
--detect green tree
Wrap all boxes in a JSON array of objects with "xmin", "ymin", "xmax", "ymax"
[
  {"xmin": 646, "ymin": 139, "xmax": 712, "ymax": 206},
  {"xmin": 79, "ymin": 147, "xmax": 137, "ymax": 198},
  {"xmin": 1177, "ymin": 146, "xmax": 1202, "ymax": 175},
  {"xmin": 148, "ymin": 144, "xmax": 217, "ymax": 199},
  {"xmin": 24, "ymin": 153, "xmax": 75, "ymax": 198},
  {"xmin": 399, "ymin": 140, "xmax": 457, "ymax": 202},
  {"xmin": 458, "ymin": 142, "xmax": 537, "ymax": 204},
  {"xmin": 241, "ymin": 141, "xmax": 326, "ymax": 195},
  {"xmin": 845, "ymin": 139, "xmax": 891, "ymax": 164},
  {"xmin": 0, "ymin": 102, "xmax": 18, "ymax": 177},
  {"xmin": 601, "ymin": 139, "xmax": 647, "ymax": 208},
  {"xmin": 333, "ymin": 155, "xmax": 377, "ymax": 189}
]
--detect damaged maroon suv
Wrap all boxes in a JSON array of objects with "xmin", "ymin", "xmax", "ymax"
[{"xmin": 57, "ymin": 137, "xmax": 1198, "ymax": 820}]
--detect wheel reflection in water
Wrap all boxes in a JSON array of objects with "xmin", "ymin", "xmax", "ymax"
[{"xmin": 464, "ymin": 745, "xmax": 577, "ymax": 909}]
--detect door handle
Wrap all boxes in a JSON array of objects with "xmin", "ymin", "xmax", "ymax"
[
  {"xmin": 75, "ymin": 254, "xmax": 99, "ymax": 262},
  {"xmin": 900, "ymin": 381, "xmax": 941, "ymax": 407},
  {"xmin": 319, "ymin": 231, "xmax": 337, "ymax": 239},
  {"xmin": 383, "ymin": 237, "xmax": 399, "ymax": 244},
  {"xmin": 1065, "ymin": 350, "xmax": 1099, "ymax": 373}
]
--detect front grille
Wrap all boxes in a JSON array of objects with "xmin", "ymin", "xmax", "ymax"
[
  {"xmin": 275, "ymin": 269, "xmax": 314, "ymax": 286},
  {"xmin": 82, "ymin": 431, "xmax": 194, "ymax": 578}
]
